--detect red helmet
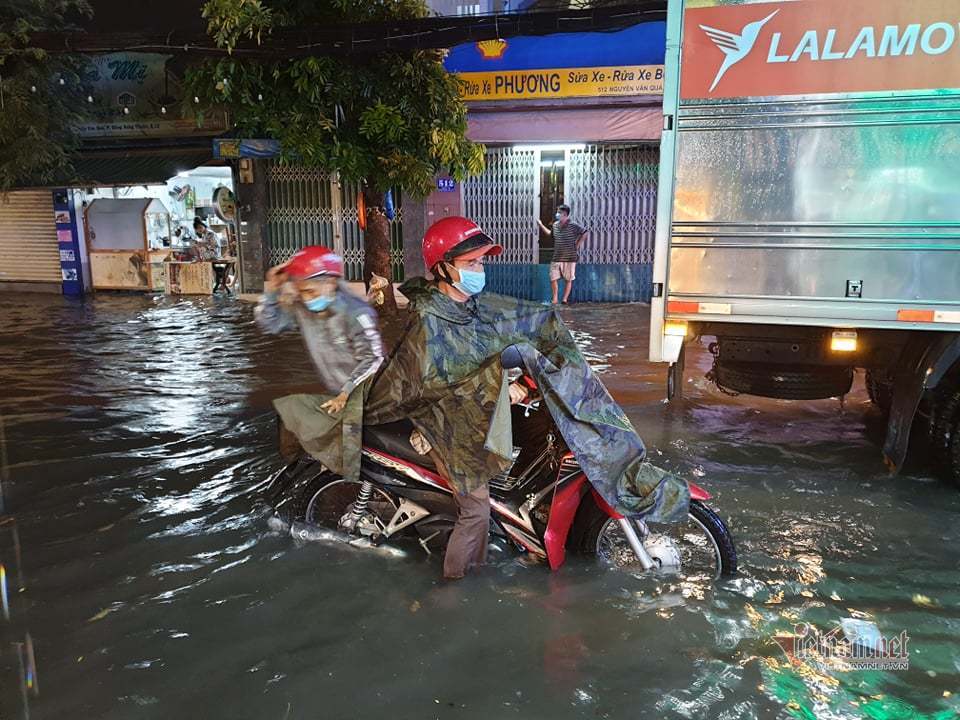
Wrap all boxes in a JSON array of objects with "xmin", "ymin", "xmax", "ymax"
[
  {"xmin": 422, "ymin": 217, "xmax": 502, "ymax": 270},
  {"xmin": 286, "ymin": 246, "xmax": 343, "ymax": 280}
]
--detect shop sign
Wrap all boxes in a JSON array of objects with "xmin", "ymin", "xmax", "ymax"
[
  {"xmin": 445, "ymin": 23, "xmax": 666, "ymax": 102},
  {"xmin": 682, "ymin": 0, "xmax": 960, "ymax": 99},
  {"xmin": 456, "ymin": 65, "xmax": 664, "ymax": 101},
  {"xmin": 76, "ymin": 117, "xmax": 227, "ymax": 138},
  {"xmin": 77, "ymin": 53, "xmax": 227, "ymax": 138},
  {"xmin": 213, "ymin": 138, "xmax": 281, "ymax": 159}
]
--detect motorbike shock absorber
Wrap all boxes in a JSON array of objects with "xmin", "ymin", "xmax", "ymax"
[{"xmin": 344, "ymin": 480, "xmax": 375, "ymax": 532}]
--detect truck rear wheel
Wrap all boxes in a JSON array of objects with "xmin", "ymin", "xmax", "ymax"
[
  {"xmin": 949, "ymin": 414, "xmax": 960, "ymax": 487},
  {"xmin": 712, "ymin": 361, "xmax": 853, "ymax": 400},
  {"xmin": 928, "ymin": 386, "xmax": 960, "ymax": 487},
  {"xmin": 865, "ymin": 369, "xmax": 894, "ymax": 414}
]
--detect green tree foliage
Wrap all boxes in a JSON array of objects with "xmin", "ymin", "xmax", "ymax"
[
  {"xmin": 0, "ymin": 1, "xmax": 92, "ymax": 190},
  {"xmin": 188, "ymin": 0, "xmax": 484, "ymax": 194},
  {"xmin": 187, "ymin": 0, "xmax": 485, "ymax": 308}
]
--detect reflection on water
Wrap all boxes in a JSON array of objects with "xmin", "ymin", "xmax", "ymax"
[
  {"xmin": 1, "ymin": 512, "xmax": 38, "ymax": 717},
  {"xmin": 0, "ymin": 295, "xmax": 958, "ymax": 719},
  {"xmin": 568, "ymin": 328, "xmax": 615, "ymax": 375}
]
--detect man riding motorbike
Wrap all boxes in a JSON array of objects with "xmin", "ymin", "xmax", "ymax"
[
  {"xmin": 271, "ymin": 218, "xmax": 690, "ymax": 580},
  {"xmin": 386, "ymin": 217, "xmax": 531, "ymax": 578}
]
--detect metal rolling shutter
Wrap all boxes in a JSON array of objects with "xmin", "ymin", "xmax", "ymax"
[{"xmin": 0, "ymin": 191, "xmax": 60, "ymax": 284}]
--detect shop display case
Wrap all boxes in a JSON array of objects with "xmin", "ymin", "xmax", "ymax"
[{"xmin": 85, "ymin": 198, "xmax": 171, "ymax": 291}]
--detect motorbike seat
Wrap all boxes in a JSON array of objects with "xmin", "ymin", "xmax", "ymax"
[{"xmin": 362, "ymin": 419, "xmax": 438, "ymax": 473}]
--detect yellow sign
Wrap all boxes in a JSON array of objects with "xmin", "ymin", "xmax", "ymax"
[{"xmin": 456, "ymin": 65, "xmax": 664, "ymax": 101}]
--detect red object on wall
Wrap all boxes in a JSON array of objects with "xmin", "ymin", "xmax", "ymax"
[{"xmin": 357, "ymin": 191, "xmax": 367, "ymax": 232}]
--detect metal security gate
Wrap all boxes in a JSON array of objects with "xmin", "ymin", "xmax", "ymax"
[
  {"xmin": 266, "ymin": 163, "xmax": 404, "ymax": 282},
  {"xmin": 462, "ymin": 148, "xmax": 538, "ymax": 297},
  {"xmin": 567, "ymin": 145, "xmax": 659, "ymax": 265},
  {"xmin": 463, "ymin": 148, "xmax": 538, "ymax": 264},
  {"xmin": 463, "ymin": 144, "xmax": 659, "ymax": 301},
  {"xmin": 0, "ymin": 191, "xmax": 60, "ymax": 285}
]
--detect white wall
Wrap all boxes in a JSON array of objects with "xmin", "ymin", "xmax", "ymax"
[
  {"xmin": 70, "ymin": 189, "xmax": 93, "ymax": 291},
  {"xmin": 83, "ymin": 167, "xmax": 234, "ymax": 244}
]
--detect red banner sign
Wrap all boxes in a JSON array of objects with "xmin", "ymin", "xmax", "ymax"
[{"xmin": 681, "ymin": 0, "xmax": 960, "ymax": 99}]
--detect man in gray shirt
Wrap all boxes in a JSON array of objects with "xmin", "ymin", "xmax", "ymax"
[{"xmin": 537, "ymin": 204, "xmax": 588, "ymax": 304}]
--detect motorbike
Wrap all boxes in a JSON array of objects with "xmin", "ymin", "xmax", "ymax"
[{"xmin": 264, "ymin": 373, "xmax": 737, "ymax": 578}]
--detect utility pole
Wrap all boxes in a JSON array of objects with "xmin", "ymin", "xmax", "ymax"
[{"xmin": 235, "ymin": 159, "xmax": 269, "ymax": 293}]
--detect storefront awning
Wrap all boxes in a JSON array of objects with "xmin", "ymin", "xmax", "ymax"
[
  {"xmin": 466, "ymin": 104, "xmax": 663, "ymax": 144},
  {"xmin": 71, "ymin": 148, "xmax": 218, "ymax": 187}
]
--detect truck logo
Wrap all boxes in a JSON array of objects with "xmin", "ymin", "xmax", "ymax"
[
  {"xmin": 700, "ymin": 10, "xmax": 779, "ymax": 92},
  {"xmin": 682, "ymin": 0, "xmax": 960, "ymax": 99}
]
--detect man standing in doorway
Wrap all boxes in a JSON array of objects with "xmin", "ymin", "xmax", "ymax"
[{"xmin": 538, "ymin": 204, "xmax": 588, "ymax": 305}]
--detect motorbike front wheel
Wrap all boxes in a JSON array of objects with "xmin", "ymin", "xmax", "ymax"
[{"xmin": 570, "ymin": 499, "xmax": 737, "ymax": 578}]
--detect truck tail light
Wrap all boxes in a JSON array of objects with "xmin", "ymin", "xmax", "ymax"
[
  {"xmin": 664, "ymin": 320, "xmax": 689, "ymax": 337},
  {"xmin": 831, "ymin": 331, "xmax": 858, "ymax": 353}
]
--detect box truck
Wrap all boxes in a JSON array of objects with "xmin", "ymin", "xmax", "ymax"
[{"xmin": 650, "ymin": 0, "xmax": 960, "ymax": 481}]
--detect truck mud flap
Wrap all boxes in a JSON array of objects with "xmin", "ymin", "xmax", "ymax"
[{"xmin": 883, "ymin": 335, "xmax": 960, "ymax": 473}]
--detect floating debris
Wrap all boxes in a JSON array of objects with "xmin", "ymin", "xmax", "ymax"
[{"xmin": 912, "ymin": 594, "xmax": 940, "ymax": 609}]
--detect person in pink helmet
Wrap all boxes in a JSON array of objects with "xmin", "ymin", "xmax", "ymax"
[{"xmin": 256, "ymin": 246, "xmax": 383, "ymax": 416}]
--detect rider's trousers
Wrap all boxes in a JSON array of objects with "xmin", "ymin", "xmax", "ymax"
[{"xmin": 443, "ymin": 484, "xmax": 490, "ymax": 579}]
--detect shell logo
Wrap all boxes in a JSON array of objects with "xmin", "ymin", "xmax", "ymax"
[{"xmin": 476, "ymin": 39, "xmax": 508, "ymax": 59}]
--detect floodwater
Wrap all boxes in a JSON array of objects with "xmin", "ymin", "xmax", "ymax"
[{"xmin": 0, "ymin": 293, "xmax": 958, "ymax": 720}]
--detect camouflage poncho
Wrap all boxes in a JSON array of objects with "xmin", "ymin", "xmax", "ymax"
[{"xmin": 276, "ymin": 280, "xmax": 689, "ymax": 522}]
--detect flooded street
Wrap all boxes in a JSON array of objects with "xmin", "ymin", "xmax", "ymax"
[{"xmin": 1, "ymin": 293, "xmax": 958, "ymax": 720}]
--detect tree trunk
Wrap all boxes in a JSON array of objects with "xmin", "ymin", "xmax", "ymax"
[{"xmin": 362, "ymin": 185, "xmax": 398, "ymax": 314}]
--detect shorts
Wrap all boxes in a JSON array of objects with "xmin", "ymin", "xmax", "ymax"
[{"xmin": 550, "ymin": 262, "xmax": 577, "ymax": 281}]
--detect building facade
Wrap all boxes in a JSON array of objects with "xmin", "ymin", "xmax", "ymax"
[
  {"xmin": 427, "ymin": 22, "xmax": 666, "ymax": 302},
  {"xmin": 426, "ymin": 0, "xmax": 524, "ymax": 15}
]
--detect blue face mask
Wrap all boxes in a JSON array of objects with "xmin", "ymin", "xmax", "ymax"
[
  {"xmin": 305, "ymin": 295, "xmax": 334, "ymax": 312},
  {"xmin": 453, "ymin": 269, "xmax": 486, "ymax": 296}
]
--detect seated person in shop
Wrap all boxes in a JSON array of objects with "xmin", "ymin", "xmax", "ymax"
[
  {"xmin": 192, "ymin": 218, "xmax": 230, "ymax": 293},
  {"xmin": 256, "ymin": 245, "xmax": 384, "ymax": 421},
  {"xmin": 191, "ymin": 218, "xmax": 220, "ymax": 260}
]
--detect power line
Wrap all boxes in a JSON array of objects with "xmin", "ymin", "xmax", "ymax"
[{"xmin": 28, "ymin": 3, "xmax": 667, "ymax": 58}]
